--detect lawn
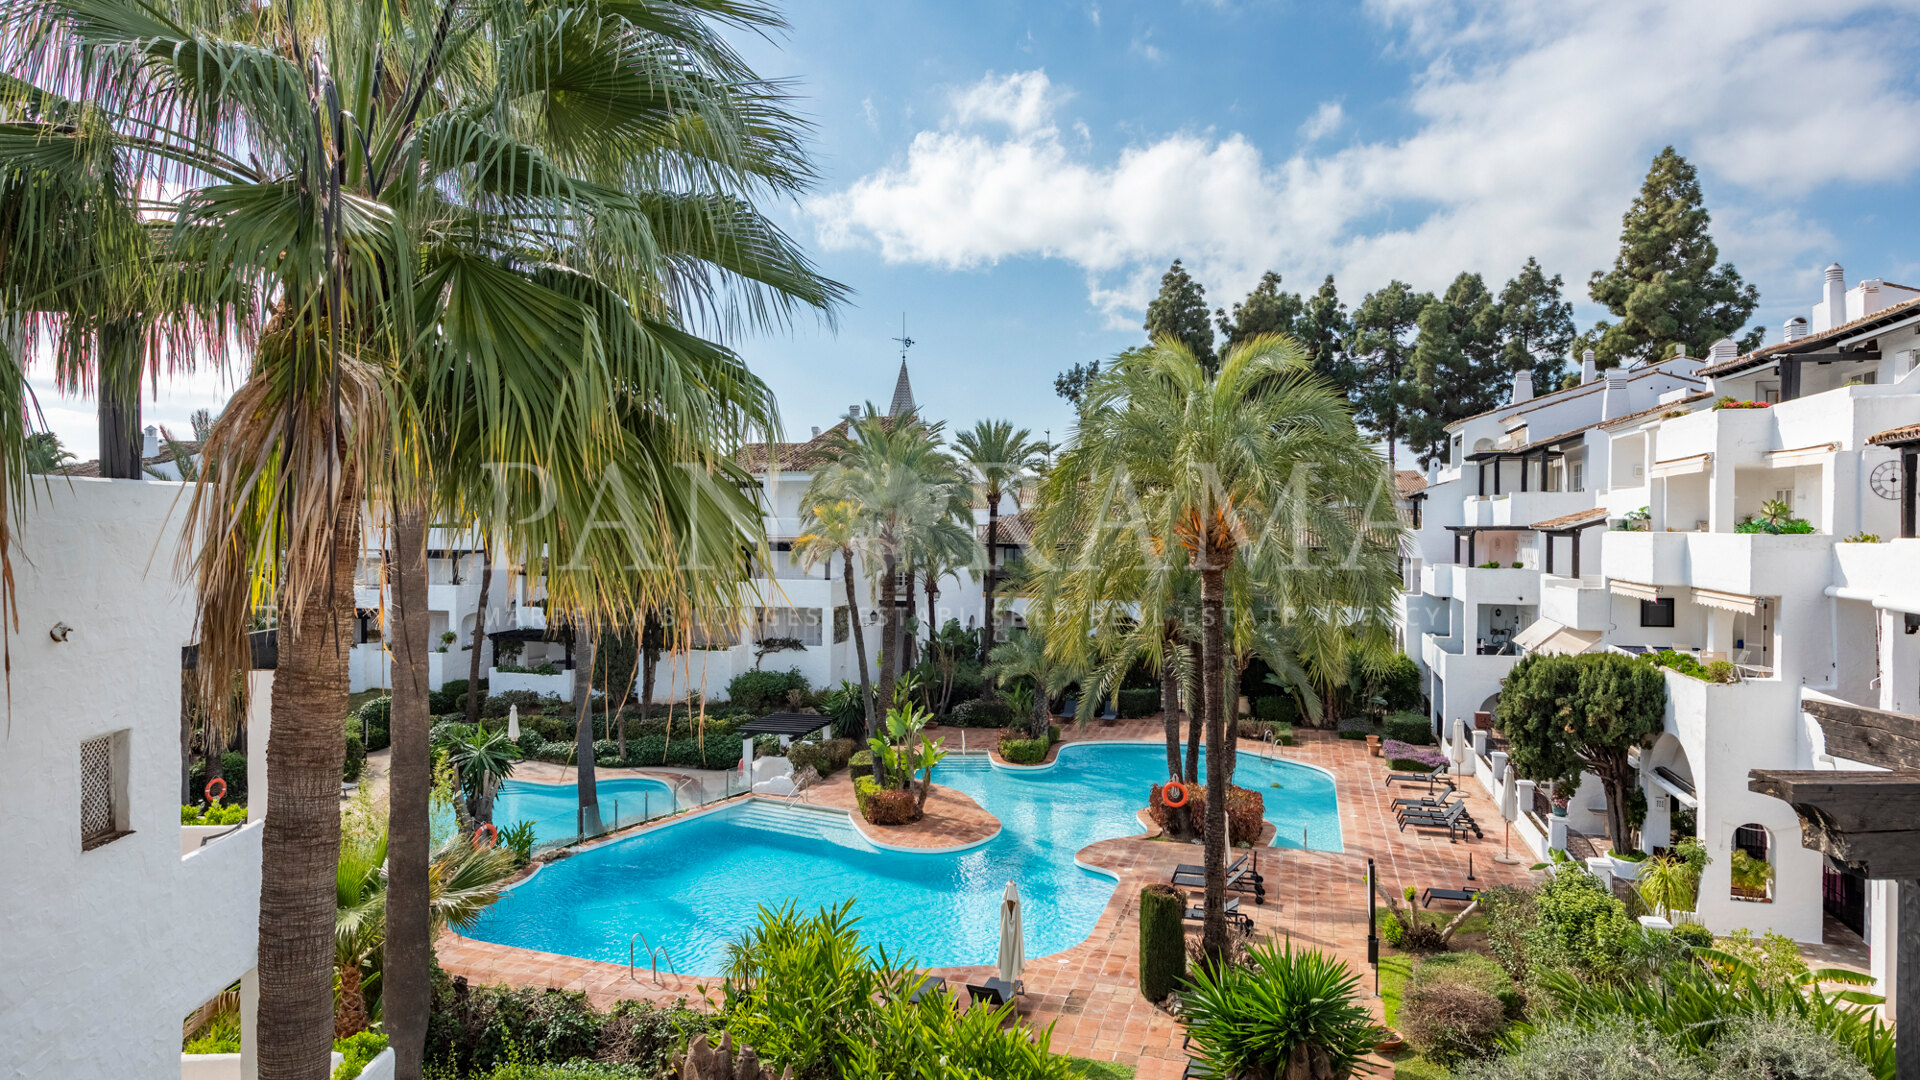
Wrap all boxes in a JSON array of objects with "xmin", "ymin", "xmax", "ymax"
[{"xmin": 1067, "ymin": 1057, "xmax": 1137, "ymax": 1079}]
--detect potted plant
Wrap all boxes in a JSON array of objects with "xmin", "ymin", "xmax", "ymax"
[
  {"xmin": 1550, "ymin": 781, "xmax": 1572, "ymax": 817},
  {"xmin": 1635, "ymin": 838, "xmax": 1708, "ymax": 921},
  {"xmin": 1606, "ymin": 847, "xmax": 1648, "ymax": 881},
  {"xmin": 1730, "ymin": 847, "xmax": 1774, "ymax": 901}
]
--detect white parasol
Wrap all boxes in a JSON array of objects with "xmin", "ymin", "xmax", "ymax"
[
  {"xmin": 507, "ymin": 703, "xmax": 521, "ymax": 741},
  {"xmin": 1495, "ymin": 762, "xmax": 1523, "ymax": 864},
  {"xmin": 997, "ymin": 881, "xmax": 1025, "ymax": 985}
]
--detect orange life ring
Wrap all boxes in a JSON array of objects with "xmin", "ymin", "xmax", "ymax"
[
  {"xmin": 1162, "ymin": 781, "xmax": 1189, "ymax": 808},
  {"xmin": 204, "ymin": 777, "xmax": 227, "ymax": 803},
  {"xmin": 473, "ymin": 823, "xmax": 498, "ymax": 849}
]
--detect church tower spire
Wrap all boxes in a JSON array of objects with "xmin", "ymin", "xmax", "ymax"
[{"xmin": 889, "ymin": 314, "xmax": 917, "ymax": 417}]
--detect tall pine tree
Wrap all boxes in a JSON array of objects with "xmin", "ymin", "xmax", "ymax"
[
  {"xmin": 1495, "ymin": 257, "xmax": 1575, "ymax": 391},
  {"xmin": 1585, "ymin": 147, "xmax": 1759, "ymax": 367},
  {"xmin": 1350, "ymin": 280, "xmax": 1433, "ymax": 469},
  {"xmin": 1404, "ymin": 273, "xmax": 1504, "ymax": 465},
  {"xmin": 1215, "ymin": 271, "xmax": 1303, "ymax": 346},
  {"xmin": 1145, "ymin": 259, "xmax": 1217, "ymax": 371}
]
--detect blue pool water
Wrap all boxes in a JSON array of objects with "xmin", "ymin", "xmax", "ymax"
[
  {"xmin": 467, "ymin": 741, "xmax": 1340, "ymax": 975},
  {"xmin": 494, "ymin": 776, "xmax": 678, "ymax": 846}
]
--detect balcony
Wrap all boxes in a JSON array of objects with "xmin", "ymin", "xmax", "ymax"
[
  {"xmin": 1602, "ymin": 531, "xmax": 1837, "ymax": 595},
  {"xmin": 1464, "ymin": 490, "xmax": 1593, "ymax": 529},
  {"xmin": 1539, "ymin": 574, "xmax": 1607, "ymax": 630}
]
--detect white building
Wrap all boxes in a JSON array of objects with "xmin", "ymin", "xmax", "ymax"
[
  {"xmin": 0, "ymin": 478, "xmax": 276, "ymax": 1078},
  {"xmin": 1398, "ymin": 264, "xmax": 1919, "ymax": 1005}
]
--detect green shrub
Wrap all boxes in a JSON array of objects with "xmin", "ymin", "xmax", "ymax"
[
  {"xmin": 1454, "ymin": 1019, "xmax": 1698, "ymax": 1080},
  {"xmin": 818, "ymin": 681, "xmax": 868, "ymax": 739},
  {"xmin": 184, "ymin": 1011, "xmax": 241, "ymax": 1054},
  {"xmin": 853, "ymin": 774, "xmax": 881, "ymax": 814},
  {"xmin": 189, "ymin": 752, "xmax": 250, "ymax": 807},
  {"xmin": 429, "ymin": 679, "xmax": 470, "ymax": 714},
  {"xmin": 1117, "ymin": 687, "xmax": 1161, "ymax": 718},
  {"xmin": 1531, "ymin": 869, "xmax": 1635, "ymax": 983},
  {"xmin": 789, "ymin": 737, "xmax": 859, "ymax": 778},
  {"xmin": 424, "ymin": 974, "xmax": 714, "ymax": 1077},
  {"xmin": 1180, "ymin": 941, "xmax": 1381, "ymax": 1080},
  {"xmin": 725, "ymin": 667, "xmax": 810, "ymax": 712},
  {"xmin": 529, "ymin": 712, "xmax": 575, "ymax": 743},
  {"xmin": 862, "ymin": 787, "xmax": 919, "ymax": 825},
  {"xmin": 1399, "ymin": 978, "xmax": 1506, "ymax": 1067},
  {"xmin": 849, "ymin": 749, "xmax": 874, "ymax": 779},
  {"xmin": 999, "ymin": 736, "xmax": 1049, "ymax": 765},
  {"xmin": 1412, "ymin": 952, "xmax": 1521, "ymax": 1020},
  {"xmin": 1251, "ymin": 695, "xmax": 1297, "ymax": 725},
  {"xmin": 1271, "ymin": 721, "xmax": 1294, "ymax": 746},
  {"xmin": 1376, "ymin": 652, "xmax": 1425, "ymax": 712},
  {"xmin": 1384, "ymin": 711, "xmax": 1434, "ymax": 745},
  {"xmin": 181, "ymin": 801, "xmax": 248, "ymax": 826},
  {"xmin": 481, "ymin": 689, "xmax": 543, "ymax": 719},
  {"xmin": 1138, "ymin": 884, "xmax": 1187, "ymax": 1003},
  {"xmin": 343, "ymin": 728, "xmax": 366, "ymax": 783},
  {"xmin": 1671, "ymin": 922, "xmax": 1714, "ymax": 950},
  {"xmin": 357, "ymin": 696, "xmax": 392, "ymax": 750},
  {"xmin": 498, "ymin": 820, "xmax": 537, "ymax": 866},
  {"xmin": 331, "ymin": 1031, "xmax": 388, "ymax": 1079}
]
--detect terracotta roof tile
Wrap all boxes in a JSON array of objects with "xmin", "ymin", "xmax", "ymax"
[
  {"xmin": 1867, "ymin": 423, "xmax": 1920, "ymax": 447},
  {"xmin": 1394, "ymin": 470, "xmax": 1427, "ymax": 498},
  {"xmin": 57, "ymin": 439, "xmax": 204, "ymax": 479},
  {"xmin": 977, "ymin": 509, "xmax": 1036, "ymax": 547},
  {"xmin": 1530, "ymin": 506, "xmax": 1608, "ymax": 531},
  {"xmin": 1696, "ymin": 293, "xmax": 1920, "ymax": 378},
  {"xmin": 1596, "ymin": 392, "xmax": 1713, "ymax": 430}
]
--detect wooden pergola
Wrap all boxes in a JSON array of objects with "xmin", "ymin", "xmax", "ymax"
[{"xmin": 1749, "ymin": 696, "xmax": 1919, "ymax": 1079}]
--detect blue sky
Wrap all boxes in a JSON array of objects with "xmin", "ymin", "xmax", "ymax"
[{"xmin": 35, "ymin": 0, "xmax": 1920, "ymax": 459}]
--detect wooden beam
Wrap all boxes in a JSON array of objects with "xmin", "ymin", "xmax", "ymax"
[
  {"xmin": 1801, "ymin": 698, "xmax": 1920, "ymax": 770},
  {"xmin": 1749, "ymin": 769, "xmax": 1920, "ymax": 878}
]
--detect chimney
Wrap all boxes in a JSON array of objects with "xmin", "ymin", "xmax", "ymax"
[
  {"xmin": 142, "ymin": 425, "xmax": 158, "ymax": 458},
  {"xmin": 1600, "ymin": 370, "xmax": 1627, "ymax": 421},
  {"xmin": 1783, "ymin": 317, "xmax": 1808, "ymax": 342},
  {"xmin": 1511, "ymin": 370, "xmax": 1533, "ymax": 404},
  {"xmin": 1819, "ymin": 262, "xmax": 1846, "ymax": 331},
  {"xmin": 810, "ymin": 425, "xmax": 821, "ymax": 439},
  {"xmin": 1707, "ymin": 338, "xmax": 1737, "ymax": 363},
  {"xmin": 847, "ymin": 405, "xmax": 860, "ymax": 422},
  {"xmin": 1580, "ymin": 349, "xmax": 1597, "ymax": 385}
]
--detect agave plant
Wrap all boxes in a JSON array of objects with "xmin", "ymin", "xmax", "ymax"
[{"xmin": 1180, "ymin": 940, "xmax": 1382, "ymax": 1080}]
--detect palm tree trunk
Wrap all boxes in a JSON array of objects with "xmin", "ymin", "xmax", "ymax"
[
  {"xmin": 573, "ymin": 622, "xmax": 600, "ymax": 832},
  {"xmin": 1221, "ymin": 662, "xmax": 1240, "ymax": 784},
  {"xmin": 982, "ymin": 492, "xmax": 1000, "ymax": 663},
  {"xmin": 878, "ymin": 553, "xmax": 899, "ymax": 719},
  {"xmin": 1184, "ymin": 669, "xmax": 1203, "ymax": 786},
  {"xmin": 843, "ymin": 548, "xmax": 875, "ymax": 737},
  {"xmin": 96, "ymin": 321, "xmax": 143, "ymax": 479},
  {"xmin": 385, "ymin": 501, "xmax": 432, "ymax": 1080},
  {"xmin": 1160, "ymin": 661, "xmax": 1181, "ymax": 780},
  {"xmin": 334, "ymin": 962, "xmax": 369, "ymax": 1041},
  {"xmin": 924, "ymin": 567, "xmax": 937, "ymax": 660},
  {"xmin": 463, "ymin": 538, "xmax": 491, "ymax": 728},
  {"xmin": 1198, "ymin": 559, "xmax": 1230, "ymax": 962},
  {"xmin": 256, "ymin": 485, "xmax": 358, "ymax": 1080},
  {"xmin": 902, "ymin": 567, "xmax": 916, "ymax": 670}
]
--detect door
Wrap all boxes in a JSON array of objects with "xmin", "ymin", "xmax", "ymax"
[{"xmin": 1822, "ymin": 862, "xmax": 1866, "ymax": 937}]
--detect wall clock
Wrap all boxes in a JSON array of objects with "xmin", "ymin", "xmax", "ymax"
[{"xmin": 1870, "ymin": 460, "xmax": 1902, "ymax": 501}]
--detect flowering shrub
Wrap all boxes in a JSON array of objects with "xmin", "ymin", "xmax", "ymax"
[
  {"xmin": 1382, "ymin": 741, "xmax": 1448, "ymax": 770},
  {"xmin": 1714, "ymin": 395, "xmax": 1770, "ymax": 410}
]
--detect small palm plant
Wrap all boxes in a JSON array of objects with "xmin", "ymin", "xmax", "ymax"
[
  {"xmin": 1181, "ymin": 940, "xmax": 1383, "ymax": 1080},
  {"xmin": 445, "ymin": 732, "xmax": 517, "ymax": 825}
]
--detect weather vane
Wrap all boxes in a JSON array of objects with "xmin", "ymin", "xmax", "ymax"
[{"xmin": 891, "ymin": 313, "xmax": 914, "ymax": 363}]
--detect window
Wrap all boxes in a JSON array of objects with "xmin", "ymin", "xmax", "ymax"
[
  {"xmin": 1640, "ymin": 598, "xmax": 1676, "ymax": 627},
  {"xmin": 757, "ymin": 606, "xmax": 823, "ymax": 647},
  {"xmin": 80, "ymin": 731, "xmax": 130, "ymax": 851},
  {"xmin": 1570, "ymin": 462, "xmax": 1585, "ymax": 492}
]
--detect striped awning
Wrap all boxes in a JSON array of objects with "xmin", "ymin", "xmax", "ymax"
[
  {"xmin": 1609, "ymin": 579, "xmax": 1662, "ymax": 602},
  {"xmin": 1692, "ymin": 587, "xmax": 1762, "ymax": 617}
]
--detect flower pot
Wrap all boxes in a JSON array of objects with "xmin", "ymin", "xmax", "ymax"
[
  {"xmin": 1366, "ymin": 735, "xmax": 1382, "ymax": 758},
  {"xmin": 1607, "ymin": 853, "xmax": 1646, "ymax": 881},
  {"xmin": 1473, "ymin": 710, "xmax": 1493, "ymax": 731},
  {"xmin": 1552, "ymin": 800, "xmax": 1569, "ymax": 817},
  {"xmin": 1374, "ymin": 1034, "xmax": 1406, "ymax": 1054}
]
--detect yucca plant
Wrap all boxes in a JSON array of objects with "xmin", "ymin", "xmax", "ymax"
[{"xmin": 1180, "ymin": 941, "xmax": 1382, "ymax": 1080}]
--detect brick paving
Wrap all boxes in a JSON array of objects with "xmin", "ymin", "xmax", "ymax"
[{"xmin": 438, "ymin": 723, "xmax": 1539, "ymax": 1078}]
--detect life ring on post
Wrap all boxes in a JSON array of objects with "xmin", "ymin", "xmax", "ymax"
[
  {"xmin": 204, "ymin": 777, "xmax": 227, "ymax": 803},
  {"xmin": 473, "ymin": 823, "xmax": 498, "ymax": 850},
  {"xmin": 1162, "ymin": 780, "xmax": 1189, "ymax": 808}
]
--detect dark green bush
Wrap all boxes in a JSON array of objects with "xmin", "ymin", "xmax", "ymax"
[
  {"xmin": 343, "ymin": 729, "xmax": 366, "ymax": 783},
  {"xmin": 424, "ymin": 972, "xmax": 713, "ymax": 1077},
  {"xmin": 1138, "ymin": 884, "xmax": 1187, "ymax": 1002},
  {"xmin": 947, "ymin": 697, "xmax": 1013, "ymax": 728},
  {"xmin": 357, "ymin": 696, "xmax": 392, "ymax": 751},
  {"xmin": 725, "ymin": 667, "xmax": 810, "ymax": 712},
  {"xmin": 190, "ymin": 752, "xmax": 250, "ymax": 806},
  {"xmin": 849, "ymin": 749, "xmax": 874, "ymax": 779},
  {"xmin": 999, "ymin": 736, "xmax": 1049, "ymax": 765},
  {"xmin": 1117, "ymin": 688, "xmax": 1161, "ymax": 718},
  {"xmin": 1376, "ymin": 652, "xmax": 1424, "ymax": 712},
  {"xmin": 1180, "ymin": 941, "xmax": 1380, "ymax": 1080},
  {"xmin": 429, "ymin": 679, "xmax": 471, "ymax": 714},
  {"xmin": 1384, "ymin": 710, "xmax": 1434, "ymax": 745},
  {"xmin": 788, "ymin": 737, "xmax": 859, "ymax": 778},
  {"xmin": 1671, "ymin": 922, "xmax": 1715, "ymax": 950},
  {"xmin": 1252, "ymin": 696, "xmax": 1298, "ymax": 725},
  {"xmin": 482, "ymin": 689, "xmax": 544, "ymax": 719}
]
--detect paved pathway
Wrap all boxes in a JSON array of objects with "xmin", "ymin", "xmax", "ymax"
[{"xmin": 437, "ymin": 723, "xmax": 1539, "ymax": 1079}]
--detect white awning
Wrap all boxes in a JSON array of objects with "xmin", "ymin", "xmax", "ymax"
[
  {"xmin": 1646, "ymin": 769, "xmax": 1699, "ymax": 810},
  {"xmin": 1766, "ymin": 443, "xmax": 1837, "ymax": 467},
  {"xmin": 1649, "ymin": 452, "xmax": 1712, "ymax": 479},
  {"xmin": 1511, "ymin": 618, "xmax": 1561, "ymax": 651},
  {"xmin": 1693, "ymin": 587, "xmax": 1762, "ymax": 617},
  {"xmin": 1536, "ymin": 627, "xmax": 1604, "ymax": 656},
  {"xmin": 1609, "ymin": 579, "xmax": 1662, "ymax": 601}
]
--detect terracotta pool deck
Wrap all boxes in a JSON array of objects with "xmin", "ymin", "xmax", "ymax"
[{"xmin": 438, "ymin": 723, "xmax": 1538, "ymax": 1079}]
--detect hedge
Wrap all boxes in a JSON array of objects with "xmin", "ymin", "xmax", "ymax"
[
  {"xmin": 357, "ymin": 696, "xmax": 393, "ymax": 751},
  {"xmin": 1138, "ymin": 884, "xmax": 1187, "ymax": 1002},
  {"xmin": 849, "ymin": 749, "xmax": 874, "ymax": 779},
  {"xmin": 945, "ymin": 698, "xmax": 1013, "ymax": 728},
  {"xmin": 1384, "ymin": 710, "xmax": 1435, "ymax": 746},
  {"xmin": 344, "ymin": 729, "xmax": 366, "ymax": 783},
  {"xmin": 725, "ymin": 667, "xmax": 810, "ymax": 712},
  {"xmin": 999, "ymin": 736, "xmax": 1049, "ymax": 765},
  {"xmin": 1117, "ymin": 688, "xmax": 1161, "ymax": 718},
  {"xmin": 1251, "ymin": 696, "xmax": 1298, "ymax": 725}
]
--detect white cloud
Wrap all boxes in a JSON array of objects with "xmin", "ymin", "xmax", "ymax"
[
  {"xmin": 1129, "ymin": 30, "xmax": 1164, "ymax": 64},
  {"xmin": 949, "ymin": 70, "xmax": 1062, "ymax": 136},
  {"xmin": 1087, "ymin": 3, "xmax": 1101, "ymax": 28},
  {"xmin": 861, "ymin": 97, "xmax": 879, "ymax": 131},
  {"xmin": 810, "ymin": 0, "xmax": 1920, "ymax": 325},
  {"xmin": 1298, "ymin": 101, "xmax": 1344, "ymax": 142}
]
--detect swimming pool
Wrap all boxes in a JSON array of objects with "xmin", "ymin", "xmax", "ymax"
[
  {"xmin": 493, "ymin": 776, "xmax": 679, "ymax": 847},
  {"xmin": 467, "ymin": 741, "xmax": 1340, "ymax": 975}
]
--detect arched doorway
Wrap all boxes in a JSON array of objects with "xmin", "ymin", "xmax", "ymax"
[{"xmin": 1641, "ymin": 734, "xmax": 1695, "ymax": 850}]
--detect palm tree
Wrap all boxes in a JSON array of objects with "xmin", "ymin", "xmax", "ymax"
[
  {"xmin": 445, "ymin": 731, "xmax": 517, "ymax": 826},
  {"xmin": 8, "ymin": 5, "xmax": 839, "ymax": 1077},
  {"xmin": 985, "ymin": 625, "xmax": 1061, "ymax": 738},
  {"xmin": 954, "ymin": 420, "xmax": 1048, "ymax": 662},
  {"xmin": 808, "ymin": 407, "xmax": 971, "ymax": 724},
  {"xmin": 1047, "ymin": 334, "xmax": 1403, "ymax": 961},
  {"xmin": 795, "ymin": 499, "xmax": 877, "ymax": 733}
]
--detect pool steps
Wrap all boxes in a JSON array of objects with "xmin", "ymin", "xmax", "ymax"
[{"xmin": 727, "ymin": 799, "xmax": 876, "ymax": 851}]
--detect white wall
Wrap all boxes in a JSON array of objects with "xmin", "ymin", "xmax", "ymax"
[{"xmin": 0, "ymin": 478, "xmax": 262, "ymax": 1079}]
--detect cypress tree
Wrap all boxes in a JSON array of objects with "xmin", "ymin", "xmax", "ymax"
[
  {"xmin": 1215, "ymin": 270, "xmax": 1303, "ymax": 347},
  {"xmin": 1495, "ymin": 257, "xmax": 1575, "ymax": 391},
  {"xmin": 1585, "ymin": 147, "xmax": 1759, "ymax": 367},
  {"xmin": 1145, "ymin": 259, "xmax": 1217, "ymax": 372},
  {"xmin": 1403, "ymin": 273, "xmax": 1504, "ymax": 466},
  {"xmin": 1350, "ymin": 280, "xmax": 1434, "ymax": 469},
  {"xmin": 1138, "ymin": 883, "xmax": 1188, "ymax": 1002}
]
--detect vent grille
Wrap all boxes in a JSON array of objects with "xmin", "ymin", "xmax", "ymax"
[{"xmin": 80, "ymin": 735, "xmax": 117, "ymax": 850}]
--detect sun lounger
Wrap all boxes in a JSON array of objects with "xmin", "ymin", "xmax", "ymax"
[
  {"xmin": 1399, "ymin": 802, "xmax": 1483, "ymax": 842},
  {"xmin": 1173, "ymin": 862, "xmax": 1266, "ymax": 902},
  {"xmin": 1420, "ymin": 886, "xmax": 1481, "ymax": 907},
  {"xmin": 908, "ymin": 975, "xmax": 949, "ymax": 1004},
  {"xmin": 966, "ymin": 977, "xmax": 1019, "ymax": 1008},
  {"xmin": 1390, "ymin": 787, "xmax": 1461, "ymax": 810},
  {"xmin": 1173, "ymin": 853, "xmax": 1263, "ymax": 883},
  {"xmin": 1385, "ymin": 766, "xmax": 1449, "ymax": 788},
  {"xmin": 1184, "ymin": 895, "xmax": 1255, "ymax": 933}
]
